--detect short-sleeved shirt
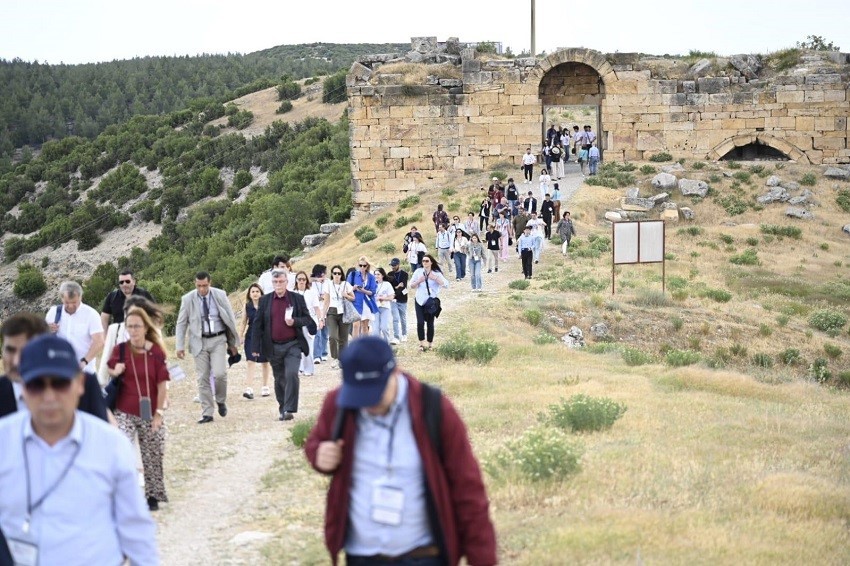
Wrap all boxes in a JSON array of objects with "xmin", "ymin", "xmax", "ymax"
[
  {"xmin": 386, "ymin": 269, "xmax": 409, "ymax": 304},
  {"xmin": 101, "ymin": 286, "xmax": 155, "ymax": 324},
  {"xmin": 108, "ymin": 342, "xmax": 169, "ymax": 417},
  {"xmin": 46, "ymin": 303, "xmax": 103, "ymax": 373}
]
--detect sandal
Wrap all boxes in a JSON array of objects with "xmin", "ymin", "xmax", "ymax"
[{"xmin": 419, "ymin": 345, "xmax": 427, "ymax": 352}]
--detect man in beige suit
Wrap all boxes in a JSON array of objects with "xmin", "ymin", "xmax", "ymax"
[{"xmin": 175, "ymin": 271, "xmax": 239, "ymax": 424}]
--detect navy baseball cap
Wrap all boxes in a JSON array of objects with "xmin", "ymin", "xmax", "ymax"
[
  {"xmin": 337, "ymin": 337, "xmax": 396, "ymax": 408},
  {"xmin": 389, "ymin": 258, "xmax": 401, "ymax": 266},
  {"xmin": 19, "ymin": 334, "xmax": 80, "ymax": 383}
]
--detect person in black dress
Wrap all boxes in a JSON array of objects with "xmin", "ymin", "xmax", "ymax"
[{"xmin": 240, "ymin": 284, "xmax": 270, "ymax": 399}]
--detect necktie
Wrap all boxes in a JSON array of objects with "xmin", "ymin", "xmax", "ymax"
[{"xmin": 202, "ymin": 295, "xmax": 210, "ymax": 334}]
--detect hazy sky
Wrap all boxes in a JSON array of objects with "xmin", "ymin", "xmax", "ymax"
[{"xmin": 1, "ymin": 0, "xmax": 847, "ymax": 64}]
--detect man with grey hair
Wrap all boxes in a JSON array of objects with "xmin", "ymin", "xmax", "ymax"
[{"xmin": 45, "ymin": 281, "xmax": 104, "ymax": 374}]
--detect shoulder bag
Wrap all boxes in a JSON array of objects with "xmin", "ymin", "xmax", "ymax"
[
  {"xmin": 422, "ymin": 274, "xmax": 442, "ymax": 318},
  {"xmin": 341, "ymin": 278, "xmax": 361, "ymax": 324},
  {"xmin": 103, "ymin": 342, "xmax": 126, "ymax": 411}
]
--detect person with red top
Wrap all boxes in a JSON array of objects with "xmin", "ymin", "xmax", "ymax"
[
  {"xmin": 305, "ymin": 336, "xmax": 497, "ymax": 565},
  {"xmin": 107, "ymin": 306, "xmax": 170, "ymax": 511}
]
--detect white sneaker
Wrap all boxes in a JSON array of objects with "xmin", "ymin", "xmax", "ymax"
[
  {"xmin": 321, "ymin": 356, "xmax": 328, "ymax": 361},
  {"xmin": 401, "ymin": 335, "xmax": 408, "ymax": 342},
  {"xmin": 192, "ymin": 395, "xmax": 200, "ymax": 403},
  {"xmin": 261, "ymin": 386, "xmax": 270, "ymax": 397},
  {"xmin": 313, "ymin": 358, "xmax": 322, "ymax": 364},
  {"xmin": 390, "ymin": 338, "xmax": 400, "ymax": 345},
  {"xmin": 331, "ymin": 361, "xmax": 339, "ymax": 369}
]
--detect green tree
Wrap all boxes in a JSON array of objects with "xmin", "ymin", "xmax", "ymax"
[
  {"xmin": 797, "ymin": 35, "xmax": 840, "ymax": 51},
  {"xmin": 13, "ymin": 263, "xmax": 47, "ymax": 299},
  {"xmin": 322, "ymin": 71, "xmax": 347, "ymax": 103}
]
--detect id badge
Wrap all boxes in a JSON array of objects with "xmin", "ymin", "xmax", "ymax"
[
  {"xmin": 370, "ymin": 480, "xmax": 405, "ymax": 526},
  {"xmin": 8, "ymin": 537, "xmax": 38, "ymax": 566}
]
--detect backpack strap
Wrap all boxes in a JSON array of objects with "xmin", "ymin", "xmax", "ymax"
[
  {"xmin": 420, "ymin": 382, "xmax": 443, "ymax": 460},
  {"xmin": 53, "ymin": 304, "xmax": 62, "ymax": 324},
  {"xmin": 119, "ymin": 341, "xmax": 126, "ymax": 363}
]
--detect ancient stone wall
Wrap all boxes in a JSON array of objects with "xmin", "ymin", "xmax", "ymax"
[{"xmin": 347, "ymin": 38, "xmax": 850, "ymax": 210}]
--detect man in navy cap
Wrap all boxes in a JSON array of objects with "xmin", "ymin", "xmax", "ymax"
[
  {"xmin": 0, "ymin": 335, "xmax": 159, "ymax": 566},
  {"xmin": 305, "ymin": 336, "xmax": 497, "ymax": 565}
]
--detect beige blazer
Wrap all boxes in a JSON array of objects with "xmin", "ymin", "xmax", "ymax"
[{"xmin": 175, "ymin": 287, "xmax": 238, "ymax": 356}]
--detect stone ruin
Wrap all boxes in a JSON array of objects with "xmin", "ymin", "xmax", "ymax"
[{"xmin": 345, "ymin": 37, "xmax": 850, "ymax": 211}]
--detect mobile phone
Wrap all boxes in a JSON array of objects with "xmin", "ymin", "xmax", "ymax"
[{"xmin": 140, "ymin": 397, "xmax": 153, "ymax": 422}]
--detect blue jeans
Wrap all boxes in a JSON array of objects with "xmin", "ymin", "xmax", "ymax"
[
  {"xmin": 589, "ymin": 157, "xmax": 599, "ymax": 175},
  {"xmin": 391, "ymin": 301, "xmax": 408, "ymax": 340},
  {"xmin": 470, "ymin": 258, "xmax": 482, "ymax": 290},
  {"xmin": 453, "ymin": 252, "xmax": 467, "ymax": 279},
  {"xmin": 312, "ymin": 325, "xmax": 328, "ymax": 359},
  {"xmin": 371, "ymin": 308, "xmax": 392, "ymax": 341}
]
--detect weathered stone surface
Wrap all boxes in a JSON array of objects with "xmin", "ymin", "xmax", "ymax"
[
  {"xmin": 825, "ymin": 167, "xmax": 850, "ymax": 180},
  {"xmin": 445, "ymin": 37, "xmax": 461, "ymax": 55},
  {"xmin": 766, "ymin": 175, "xmax": 781, "ymax": 187},
  {"xmin": 779, "ymin": 181, "xmax": 800, "ymax": 191},
  {"xmin": 652, "ymin": 173, "xmax": 678, "ymax": 190},
  {"xmin": 843, "ymin": 224, "xmax": 850, "ymax": 236},
  {"xmin": 425, "ymin": 75, "xmax": 440, "ymax": 85},
  {"xmin": 590, "ymin": 322, "xmax": 609, "ymax": 338},
  {"xmin": 439, "ymin": 78, "xmax": 462, "ymax": 88},
  {"xmin": 680, "ymin": 207, "xmax": 695, "ymax": 220},
  {"xmin": 678, "ymin": 178, "xmax": 709, "ymax": 197},
  {"xmin": 785, "ymin": 207, "xmax": 814, "ymax": 220},
  {"xmin": 562, "ymin": 326, "xmax": 585, "ymax": 349},
  {"xmin": 688, "ymin": 58, "xmax": 712, "ymax": 78},
  {"xmin": 320, "ymin": 222, "xmax": 345, "ymax": 234},
  {"xmin": 347, "ymin": 62, "xmax": 373, "ymax": 86},
  {"xmin": 411, "ymin": 37, "xmax": 438, "ymax": 53},
  {"xmin": 622, "ymin": 197, "xmax": 656, "ymax": 210},
  {"xmin": 661, "ymin": 163, "xmax": 684, "ymax": 173},
  {"xmin": 605, "ymin": 211, "xmax": 623, "ymax": 222},
  {"xmin": 406, "ymin": 51, "xmax": 424, "ymax": 63},
  {"xmin": 661, "ymin": 209, "xmax": 679, "ymax": 222},
  {"xmin": 301, "ymin": 233, "xmax": 329, "ymax": 247},
  {"xmin": 697, "ymin": 77, "xmax": 731, "ymax": 94},
  {"xmin": 661, "ymin": 201, "xmax": 678, "ymax": 210},
  {"xmin": 729, "ymin": 54, "xmax": 762, "ymax": 79},
  {"xmin": 651, "ymin": 192, "xmax": 670, "ymax": 204},
  {"xmin": 360, "ymin": 53, "xmax": 401, "ymax": 64},
  {"xmin": 757, "ymin": 187, "xmax": 789, "ymax": 204},
  {"xmin": 623, "ymin": 211, "xmax": 649, "ymax": 220},
  {"xmin": 626, "ymin": 187, "xmax": 640, "ymax": 198}
]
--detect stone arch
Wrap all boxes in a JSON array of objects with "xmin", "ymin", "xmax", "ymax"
[
  {"xmin": 531, "ymin": 48, "xmax": 617, "ymax": 86},
  {"xmin": 708, "ymin": 133, "xmax": 811, "ymax": 164}
]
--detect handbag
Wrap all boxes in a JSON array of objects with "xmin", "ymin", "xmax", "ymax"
[
  {"xmin": 422, "ymin": 276, "xmax": 442, "ymax": 318},
  {"xmin": 103, "ymin": 342, "xmax": 126, "ymax": 411},
  {"xmin": 342, "ymin": 298, "xmax": 361, "ymax": 324}
]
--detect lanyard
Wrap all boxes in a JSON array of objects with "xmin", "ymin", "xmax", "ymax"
[
  {"xmin": 368, "ymin": 403, "xmax": 404, "ymax": 475},
  {"xmin": 21, "ymin": 420, "xmax": 83, "ymax": 534}
]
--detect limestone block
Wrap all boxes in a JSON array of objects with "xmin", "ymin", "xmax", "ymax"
[
  {"xmin": 384, "ymin": 178, "xmax": 416, "ymax": 192},
  {"xmin": 389, "ymin": 147, "xmax": 411, "ymax": 159},
  {"xmin": 824, "ymin": 90, "xmax": 847, "ymax": 102},
  {"xmin": 805, "ymin": 74, "xmax": 841, "ymax": 85},
  {"xmin": 785, "ymin": 207, "xmax": 814, "ymax": 220},
  {"xmin": 351, "ymin": 125, "xmax": 369, "ymax": 141},
  {"xmin": 461, "ymin": 123, "xmax": 488, "ymax": 137},
  {"xmin": 804, "ymin": 91, "xmax": 826, "ymax": 103},
  {"xmin": 652, "ymin": 173, "xmax": 678, "ymax": 191},
  {"xmin": 814, "ymin": 117, "xmax": 837, "ymax": 131},
  {"xmin": 389, "ymin": 106, "xmax": 414, "ymax": 119},
  {"xmin": 403, "ymin": 157, "xmax": 434, "ymax": 171},
  {"xmin": 814, "ymin": 137, "xmax": 846, "ymax": 150},
  {"xmin": 678, "ymin": 179, "xmax": 709, "ymax": 197},
  {"xmin": 697, "ymin": 77, "xmax": 731, "ymax": 94},
  {"xmin": 661, "ymin": 209, "xmax": 679, "ymax": 222},
  {"xmin": 621, "ymin": 197, "xmax": 656, "ymax": 211},
  {"xmin": 454, "ymin": 156, "xmax": 483, "ymax": 169},
  {"xmin": 680, "ymin": 207, "xmax": 695, "ymax": 220},
  {"xmin": 776, "ymin": 91, "xmax": 805, "ymax": 103},
  {"xmin": 605, "ymin": 211, "xmax": 623, "ymax": 222},
  {"xmin": 348, "ymin": 107, "xmax": 367, "ymax": 121},
  {"xmin": 437, "ymin": 146, "xmax": 459, "ymax": 157},
  {"xmin": 480, "ymin": 104, "xmax": 512, "ymax": 117},
  {"xmin": 413, "ymin": 106, "xmax": 441, "ymax": 118}
]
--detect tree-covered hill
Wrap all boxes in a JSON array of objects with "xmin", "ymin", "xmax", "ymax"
[{"xmin": 0, "ymin": 42, "xmax": 406, "ymax": 154}]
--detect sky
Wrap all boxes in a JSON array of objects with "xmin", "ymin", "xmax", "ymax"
[{"xmin": 1, "ymin": 0, "xmax": 847, "ymax": 65}]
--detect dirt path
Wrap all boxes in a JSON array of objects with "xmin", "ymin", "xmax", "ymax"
[{"xmin": 154, "ymin": 169, "xmax": 584, "ymax": 564}]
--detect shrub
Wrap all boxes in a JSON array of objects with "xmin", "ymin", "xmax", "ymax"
[
  {"xmin": 632, "ymin": 289, "xmax": 672, "ymax": 307},
  {"xmin": 533, "ymin": 332, "xmax": 558, "ymax": 345},
  {"xmin": 441, "ymin": 187, "xmax": 457, "ymax": 197},
  {"xmin": 836, "ymin": 190, "xmax": 850, "ymax": 213},
  {"xmin": 648, "ymin": 152, "xmax": 673, "ymax": 162},
  {"xmin": 486, "ymin": 426, "xmax": 582, "ymax": 482},
  {"xmin": 779, "ymin": 348, "xmax": 801, "ymax": 365},
  {"xmin": 809, "ymin": 358, "xmax": 831, "ymax": 383},
  {"xmin": 227, "ymin": 109, "xmax": 254, "ymax": 129},
  {"xmin": 823, "ymin": 343, "xmax": 842, "ymax": 359},
  {"xmin": 374, "ymin": 215, "xmax": 390, "ymax": 229},
  {"xmin": 508, "ymin": 279, "xmax": 530, "ymax": 290},
  {"xmin": 665, "ymin": 349, "xmax": 700, "ymax": 367},
  {"xmin": 523, "ymin": 309, "xmax": 542, "ymax": 326},
  {"xmin": 692, "ymin": 161, "xmax": 706, "ymax": 170},
  {"xmin": 799, "ymin": 173, "xmax": 817, "ymax": 186},
  {"xmin": 758, "ymin": 323, "xmax": 773, "ymax": 337},
  {"xmin": 276, "ymin": 80, "xmax": 301, "ymax": 101},
  {"xmin": 716, "ymin": 194, "xmax": 748, "ymax": 216},
  {"xmin": 730, "ymin": 343, "xmax": 748, "ymax": 357},
  {"xmin": 746, "ymin": 237, "xmax": 759, "ymax": 247},
  {"xmin": 808, "ymin": 309, "xmax": 847, "ymax": 333},
  {"xmin": 838, "ymin": 371, "xmax": 850, "ymax": 387},
  {"xmin": 354, "ymin": 226, "xmax": 377, "ymax": 243},
  {"xmin": 727, "ymin": 161, "xmax": 742, "ymax": 170},
  {"xmin": 545, "ymin": 394, "xmax": 627, "ymax": 433},
  {"xmin": 679, "ymin": 226, "xmax": 703, "ymax": 237},
  {"xmin": 13, "ymin": 263, "xmax": 47, "ymax": 299},
  {"xmin": 671, "ymin": 316, "xmax": 684, "ymax": 331},
  {"xmin": 289, "ymin": 417, "xmax": 316, "ymax": 448},
  {"xmin": 377, "ymin": 242, "xmax": 396, "ymax": 254},
  {"xmin": 396, "ymin": 195, "xmax": 420, "ymax": 210},
  {"xmin": 701, "ymin": 288, "xmax": 732, "ymax": 303},
  {"xmin": 322, "ymin": 70, "xmax": 347, "ymax": 103},
  {"xmin": 760, "ymin": 224, "xmax": 802, "ymax": 239},
  {"xmin": 732, "ymin": 171, "xmax": 752, "ymax": 183},
  {"xmin": 435, "ymin": 331, "xmax": 499, "ymax": 364},
  {"xmin": 776, "ymin": 314, "xmax": 790, "ymax": 327},
  {"xmin": 622, "ymin": 347, "xmax": 652, "ymax": 366},
  {"xmin": 730, "ymin": 249, "xmax": 759, "ymax": 266},
  {"xmin": 719, "ymin": 234, "xmax": 734, "ymax": 244},
  {"xmin": 639, "ymin": 165, "xmax": 656, "ymax": 174},
  {"xmin": 752, "ymin": 353, "xmax": 774, "ymax": 368},
  {"xmin": 276, "ymin": 100, "xmax": 293, "ymax": 114}
]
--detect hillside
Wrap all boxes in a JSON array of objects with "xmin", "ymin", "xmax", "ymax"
[{"xmin": 0, "ymin": 42, "xmax": 406, "ymax": 154}]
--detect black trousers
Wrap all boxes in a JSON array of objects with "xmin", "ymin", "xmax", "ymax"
[
  {"xmin": 270, "ymin": 341, "xmax": 301, "ymax": 414},
  {"xmin": 522, "ymin": 164, "xmax": 533, "ymax": 182},
  {"xmin": 543, "ymin": 217, "xmax": 552, "ymax": 238},
  {"xmin": 414, "ymin": 302, "xmax": 436, "ymax": 343},
  {"xmin": 521, "ymin": 249, "xmax": 533, "ymax": 277}
]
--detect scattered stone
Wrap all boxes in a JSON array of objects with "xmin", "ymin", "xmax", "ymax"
[
  {"xmin": 230, "ymin": 531, "xmax": 273, "ymax": 546},
  {"xmin": 785, "ymin": 207, "xmax": 813, "ymax": 220},
  {"xmin": 661, "ymin": 163, "xmax": 684, "ymax": 173},
  {"xmin": 779, "ymin": 180, "xmax": 800, "ymax": 191},
  {"xmin": 757, "ymin": 187, "xmax": 789, "ymax": 204},
  {"xmin": 562, "ymin": 326, "xmax": 585, "ymax": 349},
  {"xmin": 824, "ymin": 167, "xmax": 850, "ymax": 180},
  {"xmin": 680, "ymin": 207, "xmax": 695, "ymax": 220},
  {"xmin": 766, "ymin": 175, "xmax": 781, "ymax": 187},
  {"xmin": 425, "ymin": 75, "xmax": 440, "ymax": 85},
  {"xmin": 406, "ymin": 51, "xmax": 424, "ymax": 64},
  {"xmin": 678, "ymin": 178, "xmax": 709, "ymax": 197},
  {"xmin": 605, "ymin": 211, "xmax": 623, "ymax": 222},
  {"xmin": 445, "ymin": 37, "xmax": 461, "ymax": 56},
  {"xmin": 564, "ymin": 311, "xmax": 577, "ymax": 318},
  {"xmin": 301, "ymin": 233, "xmax": 329, "ymax": 247},
  {"xmin": 626, "ymin": 187, "xmax": 640, "ymax": 198},
  {"xmin": 411, "ymin": 37, "xmax": 438, "ymax": 53},
  {"xmin": 652, "ymin": 173, "xmax": 678, "ymax": 190},
  {"xmin": 729, "ymin": 54, "xmax": 762, "ymax": 80},
  {"xmin": 621, "ymin": 197, "xmax": 656, "ymax": 211},
  {"xmin": 320, "ymin": 223, "xmax": 345, "ymax": 234},
  {"xmin": 661, "ymin": 209, "xmax": 679, "ymax": 222},
  {"xmin": 650, "ymin": 192, "xmax": 670, "ymax": 204},
  {"xmin": 548, "ymin": 315, "xmax": 565, "ymax": 327},
  {"xmin": 688, "ymin": 58, "xmax": 713, "ymax": 78},
  {"xmin": 661, "ymin": 201, "xmax": 678, "ymax": 210},
  {"xmin": 843, "ymin": 224, "xmax": 850, "ymax": 236},
  {"xmin": 623, "ymin": 211, "xmax": 649, "ymax": 220},
  {"xmin": 347, "ymin": 62, "xmax": 373, "ymax": 86},
  {"xmin": 590, "ymin": 322, "xmax": 609, "ymax": 338},
  {"xmin": 439, "ymin": 78, "xmax": 462, "ymax": 88}
]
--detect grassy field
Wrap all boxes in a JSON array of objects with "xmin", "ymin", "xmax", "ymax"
[{"xmin": 165, "ymin": 158, "xmax": 850, "ymax": 564}]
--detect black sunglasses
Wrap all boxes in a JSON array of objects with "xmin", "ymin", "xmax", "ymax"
[
  {"xmin": 332, "ymin": 271, "xmax": 343, "ymax": 276},
  {"xmin": 25, "ymin": 377, "xmax": 73, "ymax": 394},
  {"xmin": 358, "ymin": 264, "xmax": 367, "ymax": 268},
  {"xmin": 118, "ymin": 279, "xmax": 132, "ymax": 285}
]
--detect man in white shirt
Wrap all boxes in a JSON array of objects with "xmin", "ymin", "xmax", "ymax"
[
  {"xmin": 258, "ymin": 255, "xmax": 296, "ymax": 293},
  {"xmin": 521, "ymin": 147, "xmax": 536, "ymax": 183},
  {"xmin": 0, "ymin": 334, "xmax": 159, "ymax": 566},
  {"xmin": 526, "ymin": 212, "xmax": 546, "ymax": 263},
  {"xmin": 45, "ymin": 281, "xmax": 104, "ymax": 374}
]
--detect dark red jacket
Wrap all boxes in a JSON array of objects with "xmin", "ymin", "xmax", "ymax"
[{"xmin": 304, "ymin": 374, "xmax": 497, "ymax": 565}]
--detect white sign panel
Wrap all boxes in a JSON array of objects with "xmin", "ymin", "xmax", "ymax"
[
  {"xmin": 613, "ymin": 222, "xmax": 638, "ymax": 264},
  {"xmin": 639, "ymin": 221, "xmax": 665, "ymax": 263}
]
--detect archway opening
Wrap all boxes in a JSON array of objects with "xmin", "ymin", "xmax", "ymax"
[
  {"xmin": 539, "ymin": 62, "xmax": 604, "ymax": 158},
  {"xmin": 720, "ymin": 141, "xmax": 790, "ymax": 161}
]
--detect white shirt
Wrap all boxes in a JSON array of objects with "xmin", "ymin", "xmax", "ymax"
[
  {"xmin": 298, "ymin": 287, "xmax": 321, "ymax": 322},
  {"xmin": 411, "ymin": 268, "xmax": 449, "ymax": 306},
  {"xmin": 521, "ymin": 152, "xmax": 536, "ymax": 166},
  {"xmin": 11, "ymin": 381, "xmax": 28, "ymax": 417},
  {"xmin": 406, "ymin": 242, "xmax": 426, "ymax": 265},
  {"xmin": 258, "ymin": 270, "xmax": 296, "ymax": 293},
  {"xmin": 0, "ymin": 411, "xmax": 159, "ymax": 566},
  {"xmin": 375, "ymin": 281, "xmax": 394, "ymax": 310},
  {"xmin": 45, "ymin": 304, "xmax": 102, "ymax": 373},
  {"xmin": 527, "ymin": 218, "xmax": 545, "ymax": 237},
  {"xmin": 328, "ymin": 281, "xmax": 353, "ymax": 313},
  {"xmin": 312, "ymin": 279, "xmax": 329, "ymax": 316}
]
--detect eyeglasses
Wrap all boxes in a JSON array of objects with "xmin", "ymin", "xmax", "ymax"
[
  {"xmin": 126, "ymin": 324, "xmax": 145, "ymax": 330},
  {"xmin": 358, "ymin": 264, "xmax": 367, "ymax": 268},
  {"xmin": 332, "ymin": 272, "xmax": 343, "ymax": 276},
  {"xmin": 118, "ymin": 280, "xmax": 132, "ymax": 285},
  {"xmin": 296, "ymin": 277, "xmax": 307, "ymax": 281},
  {"xmin": 25, "ymin": 377, "xmax": 73, "ymax": 394},
  {"xmin": 422, "ymin": 259, "xmax": 431, "ymax": 263}
]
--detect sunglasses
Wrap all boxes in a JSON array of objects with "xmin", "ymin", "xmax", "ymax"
[
  {"xmin": 25, "ymin": 377, "xmax": 73, "ymax": 394},
  {"xmin": 358, "ymin": 264, "xmax": 367, "ymax": 268},
  {"xmin": 332, "ymin": 272, "xmax": 343, "ymax": 276},
  {"xmin": 422, "ymin": 259, "xmax": 431, "ymax": 263},
  {"xmin": 119, "ymin": 280, "xmax": 132, "ymax": 285}
]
